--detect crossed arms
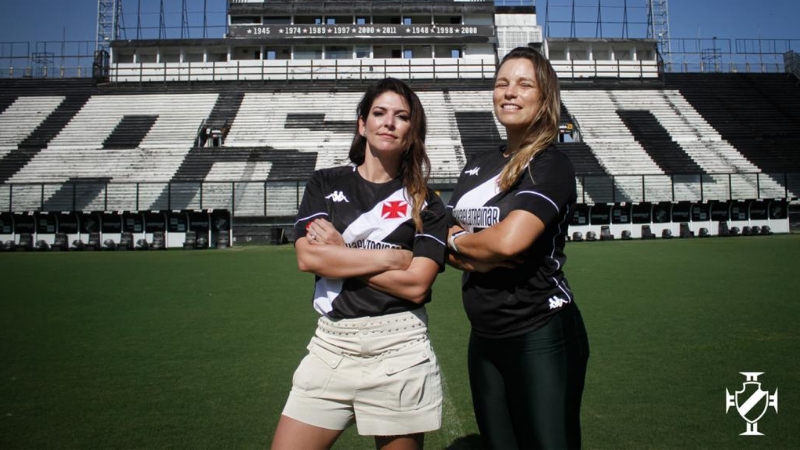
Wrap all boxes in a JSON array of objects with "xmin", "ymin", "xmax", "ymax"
[{"xmin": 295, "ymin": 218, "xmax": 439, "ymax": 304}]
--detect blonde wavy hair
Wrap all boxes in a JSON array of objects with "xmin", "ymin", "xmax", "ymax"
[{"xmin": 496, "ymin": 47, "xmax": 562, "ymax": 192}]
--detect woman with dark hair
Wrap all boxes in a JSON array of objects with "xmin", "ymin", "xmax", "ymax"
[
  {"xmin": 272, "ymin": 78, "xmax": 447, "ymax": 450},
  {"xmin": 446, "ymin": 47, "xmax": 590, "ymax": 449}
]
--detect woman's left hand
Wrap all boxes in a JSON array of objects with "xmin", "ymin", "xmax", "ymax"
[{"xmin": 306, "ymin": 218, "xmax": 345, "ymax": 246}]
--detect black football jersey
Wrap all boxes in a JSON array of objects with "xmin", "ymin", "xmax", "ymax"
[
  {"xmin": 447, "ymin": 145, "xmax": 577, "ymax": 339},
  {"xmin": 295, "ymin": 165, "xmax": 447, "ymax": 319}
]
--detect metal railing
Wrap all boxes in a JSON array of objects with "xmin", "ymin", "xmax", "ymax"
[
  {"xmin": 3, "ymin": 37, "xmax": 797, "ymax": 80},
  {"xmin": 0, "ymin": 40, "xmax": 96, "ymax": 79},
  {"xmin": 551, "ymin": 59, "xmax": 661, "ymax": 79},
  {"xmin": 107, "ymin": 58, "xmax": 496, "ymax": 83},
  {"xmin": 1, "ymin": 172, "xmax": 797, "ymax": 217}
]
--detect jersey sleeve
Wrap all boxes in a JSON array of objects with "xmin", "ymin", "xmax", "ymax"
[
  {"xmin": 511, "ymin": 150, "xmax": 576, "ymax": 225},
  {"xmin": 293, "ymin": 171, "xmax": 330, "ymax": 239},
  {"xmin": 445, "ymin": 166, "xmax": 470, "ymax": 227},
  {"xmin": 413, "ymin": 191, "xmax": 448, "ymax": 267}
]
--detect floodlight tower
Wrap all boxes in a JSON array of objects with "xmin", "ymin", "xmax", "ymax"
[
  {"xmin": 647, "ymin": 0, "xmax": 672, "ymax": 69},
  {"xmin": 181, "ymin": 0, "xmax": 190, "ymax": 39},
  {"xmin": 96, "ymin": 0, "xmax": 122, "ymax": 53}
]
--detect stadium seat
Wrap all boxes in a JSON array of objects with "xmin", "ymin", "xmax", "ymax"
[
  {"xmin": 70, "ymin": 239, "xmax": 85, "ymax": 251},
  {"xmin": 718, "ymin": 222, "xmax": 730, "ymax": 237},
  {"xmin": 662, "ymin": 229, "xmax": 673, "ymax": 239},
  {"xmin": 35, "ymin": 240, "xmax": 50, "ymax": 251},
  {"xmin": 16, "ymin": 233, "xmax": 33, "ymax": 251},
  {"xmin": 600, "ymin": 226, "xmax": 614, "ymax": 241},
  {"xmin": 641, "ymin": 225, "xmax": 656, "ymax": 240},
  {"xmin": 761, "ymin": 225, "xmax": 772, "ymax": 235},
  {"xmin": 151, "ymin": 232, "xmax": 166, "ymax": 250},
  {"xmin": 135, "ymin": 239, "xmax": 150, "ymax": 250},
  {"xmin": 585, "ymin": 231, "xmax": 597, "ymax": 241},
  {"xmin": 750, "ymin": 226, "xmax": 761, "ymax": 235},
  {"xmin": 86, "ymin": 232, "xmax": 101, "ymax": 251},
  {"xmin": 621, "ymin": 230, "xmax": 632, "ymax": 240},
  {"xmin": 741, "ymin": 226, "xmax": 751, "ymax": 236},
  {"xmin": 572, "ymin": 231, "xmax": 584, "ymax": 242},
  {"xmin": 51, "ymin": 233, "xmax": 69, "ymax": 251},
  {"xmin": 216, "ymin": 233, "xmax": 230, "ymax": 248},
  {"xmin": 117, "ymin": 232, "xmax": 134, "ymax": 250},
  {"xmin": 196, "ymin": 235, "xmax": 209, "ymax": 249},
  {"xmin": 103, "ymin": 239, "xmax": 117, "ymax": 250},
  {"xmin": 679, "ymin": 223, "xmax": 694, "ymax": 238},
  {"xmin": 729, "ymin": 227, "xmax": 740, "ymax": 236},
  {"xmin": 183, "ymin": 231, "xmax": 197, "ymax": 250},
  {"xmin": 698, "ymin": 228, "xmax": 710, "ymax": 238}
]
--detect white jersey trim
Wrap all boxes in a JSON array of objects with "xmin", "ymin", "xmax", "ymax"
[
  {"xmin": 416, "ymin": 233, "xmax": 446, "ymax": 247},
  {"xmin": 516, "ymin": 189, "xmax": 560, "ymax": 214},
  {"xmin": 295, "ymin": 212, "xmax": 329, "ymax": 227}
]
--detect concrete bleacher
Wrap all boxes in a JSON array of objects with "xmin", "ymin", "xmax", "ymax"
[
  {"xmin": 561, "ymin": 84, "xmax": 795, "ymax": 201},
  {"xmin": 561, "ymin": 89, "xmax": 666, "ymax": 201},
  {"xmin": 417, "ymin": 91, "xmax": 467, "ymax": 178},
  {"xmin": 449, "ymin": 89, "xmax": 504, "ymax": 165},
  {"xmin": 4, "ymin": 92, "xmax": 218, "ymax": 211},
  {"xmin": 0, "ymin": 96, "xmax": 65, "ymax": 155},
  {"xmin": 6, "ymin": 94, "xmax": 215, "ymax": 188},
  {"xmin": 0, "ymin": 74, "xmax": 798, "ymax": 224},
  {"xmin": 227, "ymin": 91, "xmax": 360, "ymax": 171},
  {"xmin": 668, "ymin": 73, "xmax": 800, "ymax": 198},
  {"xmin": 226, "ymin": 89, "xmax": 471, "ymax": 178},
  {"xmin": 45, "ymin": 93, "xmax": 217, "ymax": 151},
  {"xmin": 200, "ymin": 91, "xmax": 245, "ymax": 145},
  {"xmin": 557, "ymin": 142, "xmax": 603, "ymax": 204},
  {"xmin": 0, "ymin": 96, "xmax": 81, "ymax": 184}
]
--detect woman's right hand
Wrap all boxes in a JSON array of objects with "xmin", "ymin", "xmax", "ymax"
[{"xmin": 306, "ymin": 218, "xmax": 345, "ymax": 246}]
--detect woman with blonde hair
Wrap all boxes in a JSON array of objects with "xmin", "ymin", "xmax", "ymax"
[{"xmin": 446, "ymin": 47, "xmax": 590, "ymax": 449}]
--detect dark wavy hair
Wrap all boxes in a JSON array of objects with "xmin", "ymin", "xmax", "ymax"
[{"xmin": 349, "ymin": 78, "xmax": 430, "ymax": 232}]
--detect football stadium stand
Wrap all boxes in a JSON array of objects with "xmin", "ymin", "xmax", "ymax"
[{"xmin": 0, "ymin": 0, "xmax": 798, "ymax": 248}]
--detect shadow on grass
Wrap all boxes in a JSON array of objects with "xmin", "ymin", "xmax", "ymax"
[{"xmin": 445, "ymin": 433, "xmax": 485, "ymax": 449}]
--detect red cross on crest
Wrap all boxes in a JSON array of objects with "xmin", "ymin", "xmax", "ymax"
[{"xmin": 382, "ymin": 200, "xmax": 408, "ymax": 219}]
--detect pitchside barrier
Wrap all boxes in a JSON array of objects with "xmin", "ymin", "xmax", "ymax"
[
  {"xmin": 0, "ymin": 209, "xmax": 231, "ymax": 251},
  {"xmin": 0, "ymin": 198, "xmax": 792, "ymax": 251},
  {"xmin": 0, "ymin": 175, "xmax": 796, "ymax": 248},
  {"xmin": 567, "ymin": 199, "xmax": 790, "ymax": 240}
]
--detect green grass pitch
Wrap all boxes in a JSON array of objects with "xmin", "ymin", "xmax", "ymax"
[{"xmin": 1, "ymin": 235, "xmax": 798, "ymax": 449}]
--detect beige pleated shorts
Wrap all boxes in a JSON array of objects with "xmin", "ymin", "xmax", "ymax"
[{"xmin": 281, "ymin": 308, "xmax": 442, "ymax": 436}]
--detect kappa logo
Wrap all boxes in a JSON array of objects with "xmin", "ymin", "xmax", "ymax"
[
  {"xmin": 548, "ymin": 295, "xmax": 569, "ymax": 309},
  {"xmin": 465, "ymin": 166, "xmax": 480, "ymax": 176},
  {"xmin": 381, "ymin": 200, "xmax": 408, "ymax": 219},
  {"xmin": 325, "ymin": 191, "xmax": 349, "ymax": 203},
  {"xmin": 547, "ymin": 295, "xmax": 569, "ymax": 310},
  {"xmin": 726, "ymin": 372, "xmax": 778, "ymax": 436}
]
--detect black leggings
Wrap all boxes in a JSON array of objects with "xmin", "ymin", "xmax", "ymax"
[{"xmin": 468, "ymin": 303, "xmax": 590, "ymax": 450}]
